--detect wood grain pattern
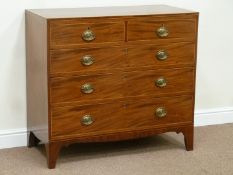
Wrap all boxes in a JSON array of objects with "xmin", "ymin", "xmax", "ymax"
[
  {"xmin": 51, "ymin": 95, "xmax": 193, "ymax": 139},
  {"xmin": 26, "ymin": 6, "xmax": 198, "ymax": 168},
  {"xmin": 50, "ymin": 42, "xmax": 195, "ymax": 75},
  {"xmin": 26, "ymin": 11, "xmax": 49, "ymax": 144},
  {"xmin": 45, "ymin": 142, "xmax": 62, "ymax": 169},
  {"xmin": 50, "ymin": 46, "xmax": 126, "ymax": 74},
  {"xmin": 127, "ymin": 42, "xmax": 195, "ymax": 68},
  {"xmin": 128, "ymin": 16, "xmax": 196, "ymax": 42},
  {"xmin": 182, "ymin": 125, "xmax": 194, "ymax": 151},
  {"xmin": 126, "ymin": 68, "xmax": 194, "ymax": 97},
  {"xmin": 46, "ymin": 123, "xmax": 193, "ymax": 168},
  {"xmin": 50, "ymin": 68, "xmax": 194, "ymax": 104},
  {"xmin": 50, "ymin": 123, "xmax": 192, "ymax": 142},
  {"xmin": 50, "ymin": 72, "xmax": 125, "ymax": 103},
  {"xmin": 49, "ymin": 20, "xmax": 125, "ymax": 47}
]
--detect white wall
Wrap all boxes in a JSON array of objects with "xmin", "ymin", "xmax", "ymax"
[{"xmin": 1, "ymin": 0, "xmax": 233, "ymax": 132}]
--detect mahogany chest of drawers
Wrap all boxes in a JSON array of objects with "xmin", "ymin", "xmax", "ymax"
[{"xmin": 26, "ymin": 5, "xmax": 198, "ymax": 169}]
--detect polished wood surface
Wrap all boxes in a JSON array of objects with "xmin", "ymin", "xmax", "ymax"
[
  {"xmin": 47, "ymin": 123, "xmax": 192, "ymax": 168},
  {"xmin": 50, "ymin": 46, "xmax": 126, "ymax": 74},
  {"xmin": 50, "ymin": 72, "xmax": 125, "ymax": 103},
  {"xmin": 50, "ymin": 68, "xmax": 194, "ymax": 104},
  {"xmin": 51, "ymin": 95, "xmax": 193, "ymax": 139},
  {"xmin": 50, "ymin": 42, "xmax": 195, "ymax": 75},
  {"xmin": 45, "ymin": 142, "xmax": 62, "ymax": 169},
  {"xmin": 26, "ymin": 5, "xmax": 198, "ymax": 168},
  {"xmin": 126, "ymin": 68, "xmax": 194, "ymax": 97},
  {"xmin": 182, "ymin": 125, "xmax": 194, "ymax": 151},
  {"xmin": 127, "ymin": 42, "xmax": 195, "ymax": 68},
  {"xmin": 50, "ymin": 20, "xmax": 125, "ymax": 46},
  {"xmin": 128, "ymin": 16, "xmax": 196, "ymax": 42}
]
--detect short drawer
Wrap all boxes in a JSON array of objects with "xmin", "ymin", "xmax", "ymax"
[
  {"xmin": 51, "ymin": 95, "xmax": 193, "ymax": 139},
  {"xmin": 125, "ymin": 68, "xmax": 194, "ymax": 97},
  {"xmin": 50, "ymin": 73, "xmax": 125, "ymax": 104},
  {"xmin": 49, "ymin": 20, "xmax": 125, "ymax": 47},
  {"xmin": 50, "ymin": 47, "xmax": 126, "ymax": 74},
  {"xmin": 128, "ymin": 16, "xmax": 196, "ymax": 42},
  {"xmin": 127, "ymin": 42, "xmax": 196, "ymax": 68}
]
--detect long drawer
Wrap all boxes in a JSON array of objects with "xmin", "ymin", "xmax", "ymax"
[
  {"xmin": 50, "ymin": 42, "xmax": 195, "ymax": 74},
  {"xmin": 50, "ymin": 68, "xmax": 194, "ymax": 104},
  {"xmin": 51, "ymin": 95, "xmax": 193, "ymax": 139}
]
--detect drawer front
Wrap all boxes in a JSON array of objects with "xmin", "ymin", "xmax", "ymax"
[
  {"xmin": 51, "ymin": 96, "xmax": 193, "ymax": 138},
  {"xmin": 50, "ymin": 47, "xmax": 126, "ymax": 74},
  {"xmin": 127, "ymin": 42, "xmax": 195, "ymax": 68},
  {"xmin": 50, "ymin": 20, "xmax": 125, "ymax": 47},
  {"xmin": 126, "ymin": 68, "xmax": 194, "ymax": 97},
  {"xmin": 128, "ymin": 17, "xmax": 196, "ymax": 42},
  {"xmin": 50, "ymin": 68, "xmax": 194, "ymax": 104},
  {"xmin": 50, "ymin": 73, "xmax": 125, "ymax": 103}
]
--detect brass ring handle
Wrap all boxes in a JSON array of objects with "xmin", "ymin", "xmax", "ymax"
[
  {"xmin": 156, "ymin": 77, "xmax": 167, "ymax": 88},
  {"xmin": 156, "ymin": 26, "xmax": 169, "ymax": 38},
  {"xmin": 81, "ymin": 83, "xmax": 94, "ymax": 94},
  {"xmin": 81, "ymin": 114, "xmax": 94, "ymax": 126},
  {"xmin": 81, "ymin": 55, "xmax": 94, "ymax": 66},
  {"xmin": 156, "ymin": 50, "xmax": 168, "ymax": 61},
  {"xmin": 155, "ymin": 107, "xmax": 167, "ymax": 118},
  {"xmin": 82, "ymin": 28, "xmax": 95, "ymax": 41}
]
